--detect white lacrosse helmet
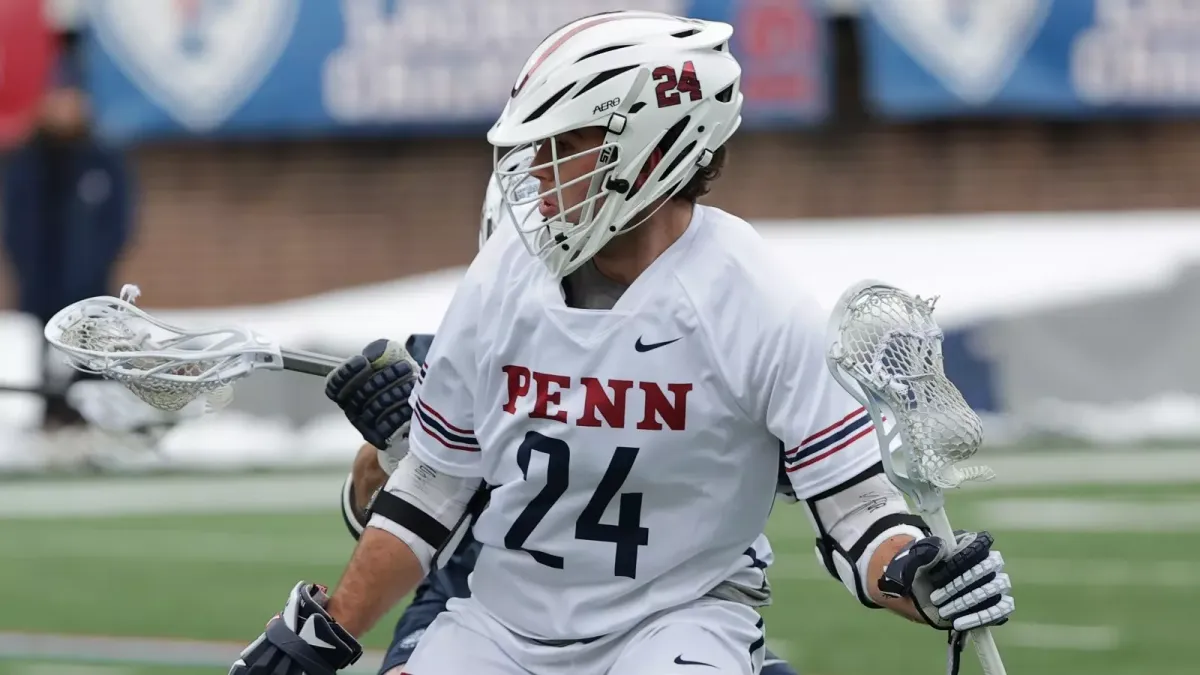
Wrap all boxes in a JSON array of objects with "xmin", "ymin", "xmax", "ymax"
[
  {"xmin": 487, "ymin": 11, "xmax": 743, "ymax": 277},
  {"xmin": 480, "ymin": 146, "xmax": 538, "ymax": 251}
]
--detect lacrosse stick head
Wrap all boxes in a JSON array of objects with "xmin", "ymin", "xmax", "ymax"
[
  {"xmin": 825, "ymin": 280, "xmax": 993, "ymax": 505},
  {"xmin": 44, "ymin": 284, "xmax": 283, "ymax": 412}
]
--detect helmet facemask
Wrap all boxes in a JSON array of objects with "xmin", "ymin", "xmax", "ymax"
[
  {"xmin": 493, "ymin": 112, "xmax": 719, "ymax": 278},
  {"xmin": 494, "ymin": 132, "xmax": 628, "ymax": 277}
]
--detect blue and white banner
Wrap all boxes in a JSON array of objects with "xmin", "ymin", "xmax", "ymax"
[
  {"xmin": 861, "ymin": 0, "xmax": 1200, "ymax": 118},
  {"xmin": 84, "ymin": 0, "xmax": 828, "ymax": 142}
]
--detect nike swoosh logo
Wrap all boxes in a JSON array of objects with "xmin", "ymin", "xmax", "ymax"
[
  {"xmin": 674, "ymin": 655, "xmax": 717, "ymax": 668},
  {"xmin": 635, "ymin": 336, "xmax": 682, "ymax": 352}
]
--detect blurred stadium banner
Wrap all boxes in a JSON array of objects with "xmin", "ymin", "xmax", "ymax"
[
  {"xmin": 82, "ymin": 0, "xmax": 828, "ymax": 143},
  {"xmin": 860, "ymin": 1, "xmax": 1200, "ymax": 118}
]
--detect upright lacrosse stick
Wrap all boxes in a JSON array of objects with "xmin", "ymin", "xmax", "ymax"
[
  {"xmin": 825, "ymin": 279, "xmax": 1006, "ymax": 675},
  {"xmin": 44, "ymin": 284, "xmax": 345, "ymax": 413}
]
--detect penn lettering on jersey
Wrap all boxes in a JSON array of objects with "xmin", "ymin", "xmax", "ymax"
[{"xmin": 500, "ymin": 365, "xmax": 693, "ymax": 431}]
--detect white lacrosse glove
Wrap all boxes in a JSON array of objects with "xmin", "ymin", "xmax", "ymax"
[{"xmin": 878, "ymin": 530, "xmax": 1014, "ymax": 632}]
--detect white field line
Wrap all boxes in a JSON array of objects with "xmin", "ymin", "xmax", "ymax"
[
  {"xmin": 1002, "ymin": 623, "xmax": 1121, "ymax": 651},
  {"xmin": 8, "ymin": 665, "xmax": 135, "ymax": 675},
  {"xmin": 769, "ymin": 556, "xmax": 1200, "ymax": 589},
  {"xmin": 0, "ymin": 452, "xmax": 1178, "ymax": 670},
  {"xmin": 973, "ymin": 498, "xmax": 1200, "ymax": 532},
  {"xmin": 0, "ymin": 624, "xmax": 1121, "ymax": 672},
  {"xmin": 0, "ymin": 632, "xmax": 388, "ymax": 672},
  {"xmin": 979, "ymin": 449, "xmax": 1200, "ymax": 488},
  {"xmin": 0, "ymin": 450, "xmax": 1198, "ymax": 519},
  {"xmin": 13, "ymin": 526, "xmax": 1198, "ymax": 590},
  {"xmin": 0, "ymin": 474, "xmax": 342, "ymax": 518},
  {"xmin": 0, "ymin": 527, "xmax": 353, "ymax": 565}
]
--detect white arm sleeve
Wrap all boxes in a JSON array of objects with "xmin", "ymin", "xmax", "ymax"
[
  {"xmin": 800, "ymin": 465, "xmax": 927, "ymax": 606},
  {"xmin": 407, "ymin": 264, "xmax": 486, "ymax": 478},
  {"xmin": 759, "ymin": 296, "xmax": 881, "ymax": 498},
  {"xmin": 725, "ymin": 289, "xmax": 920, "ymax": 605},
  {"xmin": 366, "ymin": 454, "xmax": 482, "ymax": 576}
]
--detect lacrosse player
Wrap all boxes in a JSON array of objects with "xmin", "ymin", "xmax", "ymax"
[
  {"xmin": 337, "ymin": 149, "xmax": 802, "ymax": 675},
  {"xmin": 230, "ymin": 12, "xmax": 1014, "ymax": 675}
]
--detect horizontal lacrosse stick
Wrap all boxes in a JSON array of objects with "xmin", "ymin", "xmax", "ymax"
[
  {"xmin": 44, "ymin": 285, "xmax": 346, "ymax": 413},
  {"xmin": 825, "ymin": 279, "xmax": 1006, "ymax": 675}
]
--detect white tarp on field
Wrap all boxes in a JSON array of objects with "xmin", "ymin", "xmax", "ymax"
[
  {"xmin": 3, "ymin": 210, "xmax": 1199, "ymax": 471},
  {"xmin": 146, "ymin": 209, "xmax": 1200, "ymax": 340}
]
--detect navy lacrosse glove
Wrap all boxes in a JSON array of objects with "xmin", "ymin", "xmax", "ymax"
[
  {"xmin": 325, "ymin": 338, "xmax": 417, "ymax": 450},
  {"xmin": 879, "ymin": 530, "xmax": 1014, "ymax": 632},
  {"xmin": 229, "ymin": 582, "xmax": 362, "ymax": 675}
]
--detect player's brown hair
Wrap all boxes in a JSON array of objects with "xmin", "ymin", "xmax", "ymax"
[{"xmin": 673, "ymin": 145, "xmax": 727, "ymax": 203}]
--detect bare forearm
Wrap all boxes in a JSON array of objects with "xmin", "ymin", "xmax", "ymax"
[
  {"xmin": 326, "ymin": 528, "xmax": 425, "ymax": 637},
  {"xmin": 350, "ymin": 442, "xmax": 390, "ymax": 522},
  {"xmin": 866, "ymin": 534, "xmax": 925, "ymax": 623}
]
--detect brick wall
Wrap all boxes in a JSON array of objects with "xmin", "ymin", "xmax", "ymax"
[{"xmin": 5, "ymin": 118, "xmax": 1200, "ymax": 309}]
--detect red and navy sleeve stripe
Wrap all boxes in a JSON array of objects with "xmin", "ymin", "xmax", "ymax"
[
  {"xmin": 413, "ymin": 395, "xmax": 480, "ymax": 452},
  {"xmin": 784, "ymin": 406, "xmax": 873, "ymax": 472},
  {"xmin": 417, "ymin": 361, "xmax": 428, "ymax": 386}
]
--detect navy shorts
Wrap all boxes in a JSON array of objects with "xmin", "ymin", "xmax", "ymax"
[{"xmin": 378, "ymin": 533, "xmax": 798, "ymax": 675}]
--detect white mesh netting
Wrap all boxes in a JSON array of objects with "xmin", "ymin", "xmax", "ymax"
[
  {"xmin": 50, "ymin": 288, "xmax": 236, "ymax": 413},
  {"xmin": 831, "ymin": 285, "xmax": 990, "ymax": 489}
]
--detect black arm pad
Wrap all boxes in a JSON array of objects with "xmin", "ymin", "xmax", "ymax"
[{"xmin": 367, "ymin": 489, "xmax": 452, "ymax": 549}]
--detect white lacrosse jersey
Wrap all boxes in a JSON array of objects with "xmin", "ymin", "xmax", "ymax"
[{"xmin": 408, "ymin": 205, "xmax": 880, "ymax": 640}]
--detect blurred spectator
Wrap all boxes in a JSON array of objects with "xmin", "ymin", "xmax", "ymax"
[{"xmin": 1, "ymin": 31, "xmax": 135, "ymax": 430}]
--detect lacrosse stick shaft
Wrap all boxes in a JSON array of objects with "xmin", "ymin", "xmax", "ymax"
[
  {"xmin": 280, "ymin": 348, "xmax": 344, "ymax": 377},
  {"xmin": 0, "ymin": 383, "xmax": 48, "ymax": 395},
  {"xmin": 925, "ymin": 507, "xmax": 1007, "ymax": 675}
]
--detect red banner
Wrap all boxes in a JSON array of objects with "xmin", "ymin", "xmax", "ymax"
[{"xmin": 0, "ymin": 0, "xmax": 57, "ymax": 148}]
